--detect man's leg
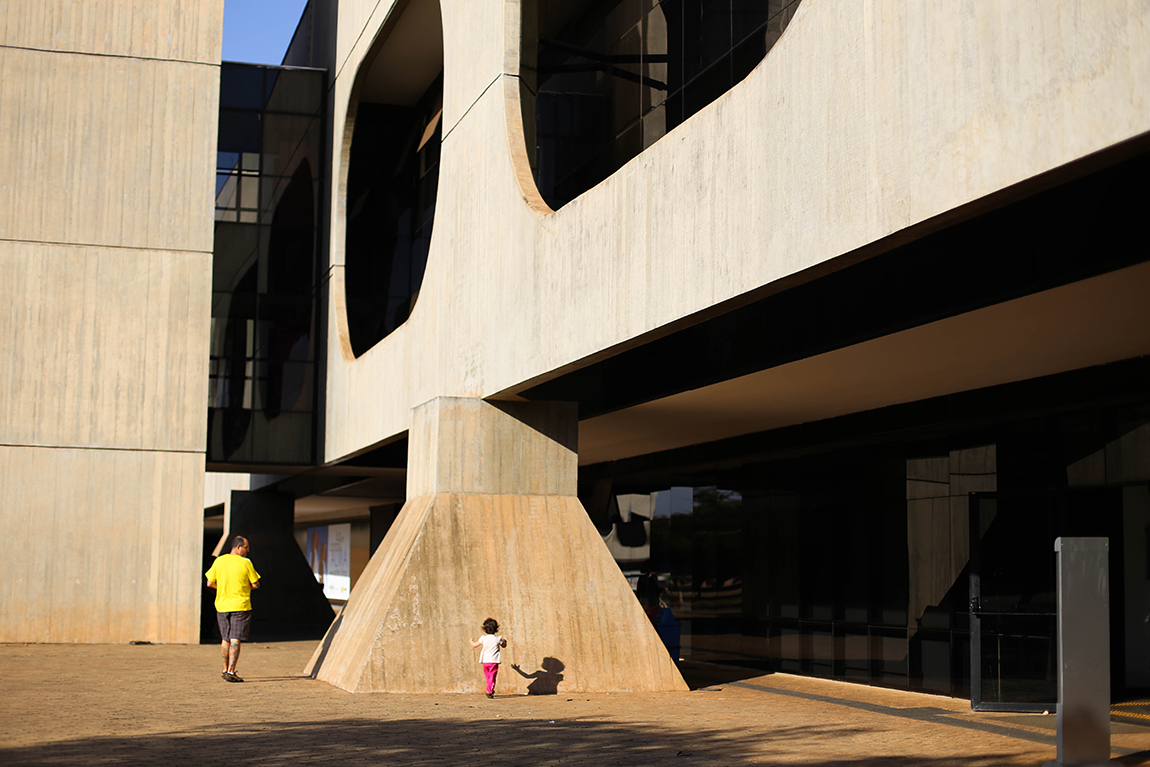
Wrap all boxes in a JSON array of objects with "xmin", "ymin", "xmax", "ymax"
[
  {"xmin": 217, "ymin": 611, "xmax": 231, "ymax": 677},
  {"xmin": 227, "ymin": 638, "xmax": 242, "ymax": 675},
  {"xmin": 224, "ymin": 611, "xmax": 251, "ymax": 681}
]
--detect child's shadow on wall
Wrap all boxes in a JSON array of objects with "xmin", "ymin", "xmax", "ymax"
[{"xmin": 510, "ymin": 657, "xmax": 565, "ymax": 695}]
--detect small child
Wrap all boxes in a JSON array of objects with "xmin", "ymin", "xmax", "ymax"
[{"xmin": 469, "ymin": 617, "xmax": 507, "ymax": 698}]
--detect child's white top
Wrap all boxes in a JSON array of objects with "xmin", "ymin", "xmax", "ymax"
[{"xmin": 478, "ymin": 634, "xmax": 503, "ymax": 664}]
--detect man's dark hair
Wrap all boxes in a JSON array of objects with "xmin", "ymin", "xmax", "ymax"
[
  {"xmin": 232, "ymin": 535, "xmax": 248, "ymax": 550},
  {"xmin": 483, "ymin": 618, "xmax": 499, "ymax": 634}
]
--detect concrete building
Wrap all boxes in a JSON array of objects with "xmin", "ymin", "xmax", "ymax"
[
  {"xmin": 1, "ymin": 1, "xmax": 222, "ymax": 643},
  {"xmin": 5, "ymin": 0, "xmax": 1150, "ymax": 706}
]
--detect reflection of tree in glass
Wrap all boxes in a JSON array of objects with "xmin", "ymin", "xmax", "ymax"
[
  {"xmin": 510, "ymin": 657, "xmax": 565, "ymax": 695},
  {"xmin": 651, "ymin": 488, "xmax": 743, "ymax": 606},
  {"xmin": 693, "ymin": 488, "xmax": 744, "ymax": 592}
]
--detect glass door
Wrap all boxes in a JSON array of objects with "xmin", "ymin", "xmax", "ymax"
[{"xmin": 968, "ymin": 492, "xmax": 1058, "ymax": 711}]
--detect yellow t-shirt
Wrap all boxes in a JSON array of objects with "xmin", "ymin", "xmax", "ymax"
[{"xmin": 205, "ymin": 554, "xmax": 261, "ymax": 612}]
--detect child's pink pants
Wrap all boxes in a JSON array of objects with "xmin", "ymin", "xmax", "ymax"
[{"xmin": 483, "ymin": 663, "xmax": 499, "ymax": 693}]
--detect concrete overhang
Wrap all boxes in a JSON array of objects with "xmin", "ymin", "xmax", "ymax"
[{"xmin": 578, "ymin": 260, "xmax": 1150, "ymax": 466}]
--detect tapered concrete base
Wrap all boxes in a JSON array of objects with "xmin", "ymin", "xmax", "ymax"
[{"xmin": 306, "ymin": 492, "xmax": 686, "ymax": 693}]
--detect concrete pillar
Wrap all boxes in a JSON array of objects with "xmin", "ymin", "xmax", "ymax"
[
  {"xmin": 0, "ymin": 1, "xmax": 222, "ymax": 644},
  {"xmin": 217, "ymin": 490, "xmax": 334, "ymax": 637},
  {"xmin": 306, "ymin": 397, "xmax": 686, "ymax": 693}
]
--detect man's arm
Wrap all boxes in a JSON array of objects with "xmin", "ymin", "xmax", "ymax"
[
  {"xmin": 206, "ymin": 579, "xmax": 216, "ymax": 589},
  {"xmin": 247, "ymin": 561, "xmax": 261, "ymax": 589}
]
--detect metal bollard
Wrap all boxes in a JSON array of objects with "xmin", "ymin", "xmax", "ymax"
[{"xmin": 1042, "ymin": 537, "xmax": 1110, "ymax": 767}]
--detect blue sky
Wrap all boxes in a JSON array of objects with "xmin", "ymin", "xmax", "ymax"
[{"xmin": 222, "ymin": 0, "xmax": 311, "ymax": 64}]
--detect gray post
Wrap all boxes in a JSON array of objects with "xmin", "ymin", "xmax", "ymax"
[{"xmin": 1043, "ymin": 537, "xmax": 1110, "ymax": 767}]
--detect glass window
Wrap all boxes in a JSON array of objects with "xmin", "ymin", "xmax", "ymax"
[
  {"xmin": 209, "ymin": 63, "xmax": 325, "ymax": 467},
  {"xmin": 528, "ymin": 0, "xmax": 802, "ymax": 208},
  {"xmin": 343, "ymin": 77, "xmax": 443, "ymax": 357}
]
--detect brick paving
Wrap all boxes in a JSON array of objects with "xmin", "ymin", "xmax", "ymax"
[{"xmin": 1, "ymin": 641, "xmax": 1148, "ymax": 766}]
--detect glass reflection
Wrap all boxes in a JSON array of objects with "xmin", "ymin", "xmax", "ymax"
[
  {"xmin": 344, "ymin": 75, "xmax": 442, "ymax": 357},
  {"xmin": 527, "ymin": 0, "xmax": 802, "ymax": 208},
  {"xmin": 589, "ymin": 398, "xmax": 1150, "ymax": 700},
  {"xmin": 598, "ymin": 454, "xmax": 913, "ymax": 679},
  {"xmin": 209, "ymin": 63, "xmax": 325, "ymax": 466}
]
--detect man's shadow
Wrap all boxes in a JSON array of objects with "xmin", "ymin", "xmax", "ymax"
[{"xmin": 510, "ymin": 657, "xmax": 565, "ymax": 695}]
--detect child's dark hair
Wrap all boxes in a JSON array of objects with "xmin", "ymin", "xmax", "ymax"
[{"xmin": 482, "ymin": 618, "xmax": 499, "ymax": 634}]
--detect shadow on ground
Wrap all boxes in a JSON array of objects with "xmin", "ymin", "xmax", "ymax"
[
  {"xmin": 678, "ymin": 659, "xmax": 773, "ymax": 690},
  {"xmin": 0, "ymin": 717, "xmax": 1042, "ymax": 767}
]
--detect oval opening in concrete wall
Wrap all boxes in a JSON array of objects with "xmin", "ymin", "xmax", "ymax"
[
  {"xmin": 343, "ymin": 0, "xmax": 444, "ymax": 358},
  {"xmin": 519, "ymin": 0, "xmax": 801, "ymax": 210}
]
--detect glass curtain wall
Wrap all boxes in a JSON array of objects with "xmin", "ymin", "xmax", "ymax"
[
  {"xmin": 210, "ymin": 63, "xmax": 326, "ymax": 466},
  {"xmin": 585, "ymin": 385, "xmax": 1150, "ymax": 700},
  {"xmin": 526, "ymin": 0, "xmax": 801, "ymax": 208}
]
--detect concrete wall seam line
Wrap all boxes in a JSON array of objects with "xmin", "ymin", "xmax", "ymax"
[
  {"xmin": 0, "ymin": 238, "xmax": 213, "ymax": 255},
  {"xmin": 330, "ymin": 0, "xmax": 407, "ymax": 87},
  {"xmin": 0, "ymin": 42, "xmax": 221, "ymax": 68},
  {"xmin": 441, "ymin": 72, "xmax": 501, "ymax": 143},
  {"xmin": 0, "ymin": 444, "xmax": 207, "ymax": 455}
]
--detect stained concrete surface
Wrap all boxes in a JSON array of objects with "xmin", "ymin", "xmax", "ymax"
[{"xmin": 2, "ymin": 641, "xmax": 1150, "ymax": 766}]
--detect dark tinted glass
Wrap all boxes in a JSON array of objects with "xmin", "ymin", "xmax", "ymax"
[
  {"xmin": 218, "ymin": 109, "xmax": 263, "ymax": 155},
  {"xmin": 581, "ymin": 383, "xmax": 1150, "ymax": 698},
  {"xmin": 210, "ymin": 63, "xmax": 325, "ymax": 467},
  {"xmin": 531, "ymin": 0, "xmax": 801, "ymax": 208},
  {"xmin": 220, "ymin": 63, "xmax": 268, "ymax": 109},
  {"xmin": 266, "ymin": 69, "xmax": 325, "ymax": 114},
  {"xmin": 343, "ymin": 74, "xmax": 443, "ymax": 357},
  {"xmin": 977, "ymin": 614, "xmax": 1057, "ymax": 705}
]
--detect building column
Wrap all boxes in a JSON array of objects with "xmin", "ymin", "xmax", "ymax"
[
  {"xmin": 0, "ymin": 2, "xmax": 221, "ymax": 644},
  {"xmin": 218, "ymin": 490, "xmax": 334, "ymax": 637},
  {"xmin": 307, "ymin": 397, "xmax": 685, "ymax": 693}
]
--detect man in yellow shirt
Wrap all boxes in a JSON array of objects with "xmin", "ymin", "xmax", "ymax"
[{"xmin": 205, "ymin": 536, "xmax": 261, "ymax": 683}]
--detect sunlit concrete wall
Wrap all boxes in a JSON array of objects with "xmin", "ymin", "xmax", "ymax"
[
  {"xmin": 321, "ymin": 0, "xmax": 1150, "ymax": 461},
  {"xmin": 0, "ymin": 1, "xmax": 222, "ymax": 643}
]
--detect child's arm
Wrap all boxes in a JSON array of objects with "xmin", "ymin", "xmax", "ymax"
[
  {"xmin": 499, "ymin": 638, "xmax": 507, "ymax": 648},
  {"xmin": 469, "ymin": 637, "xmax": 482, "ymax": 648}
]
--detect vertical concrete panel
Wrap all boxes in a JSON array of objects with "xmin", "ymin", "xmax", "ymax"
[
  {"xmin": 0, "ymin": 48, "xmax": 218, "ymax": 252},
  {"xmin": 0, "ymin": 243, "xmax": 210, "ymax": 452},
  {"xmin": 0, "ymin": 0, "xmax": 223, "ymax": 62},
  {"xmin": 0, "ymin": 446, "xmax": 203, "ymax": 643}
]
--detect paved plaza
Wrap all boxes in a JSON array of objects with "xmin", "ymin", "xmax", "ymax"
[{"xmin": 2, "ymin": 641, "xmax": 1149, "ymax": 766}]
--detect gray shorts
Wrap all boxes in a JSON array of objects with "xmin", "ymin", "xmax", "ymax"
[{"xmin": 217, "ymin": 610, "xmax": 252, "ymax": 642}]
